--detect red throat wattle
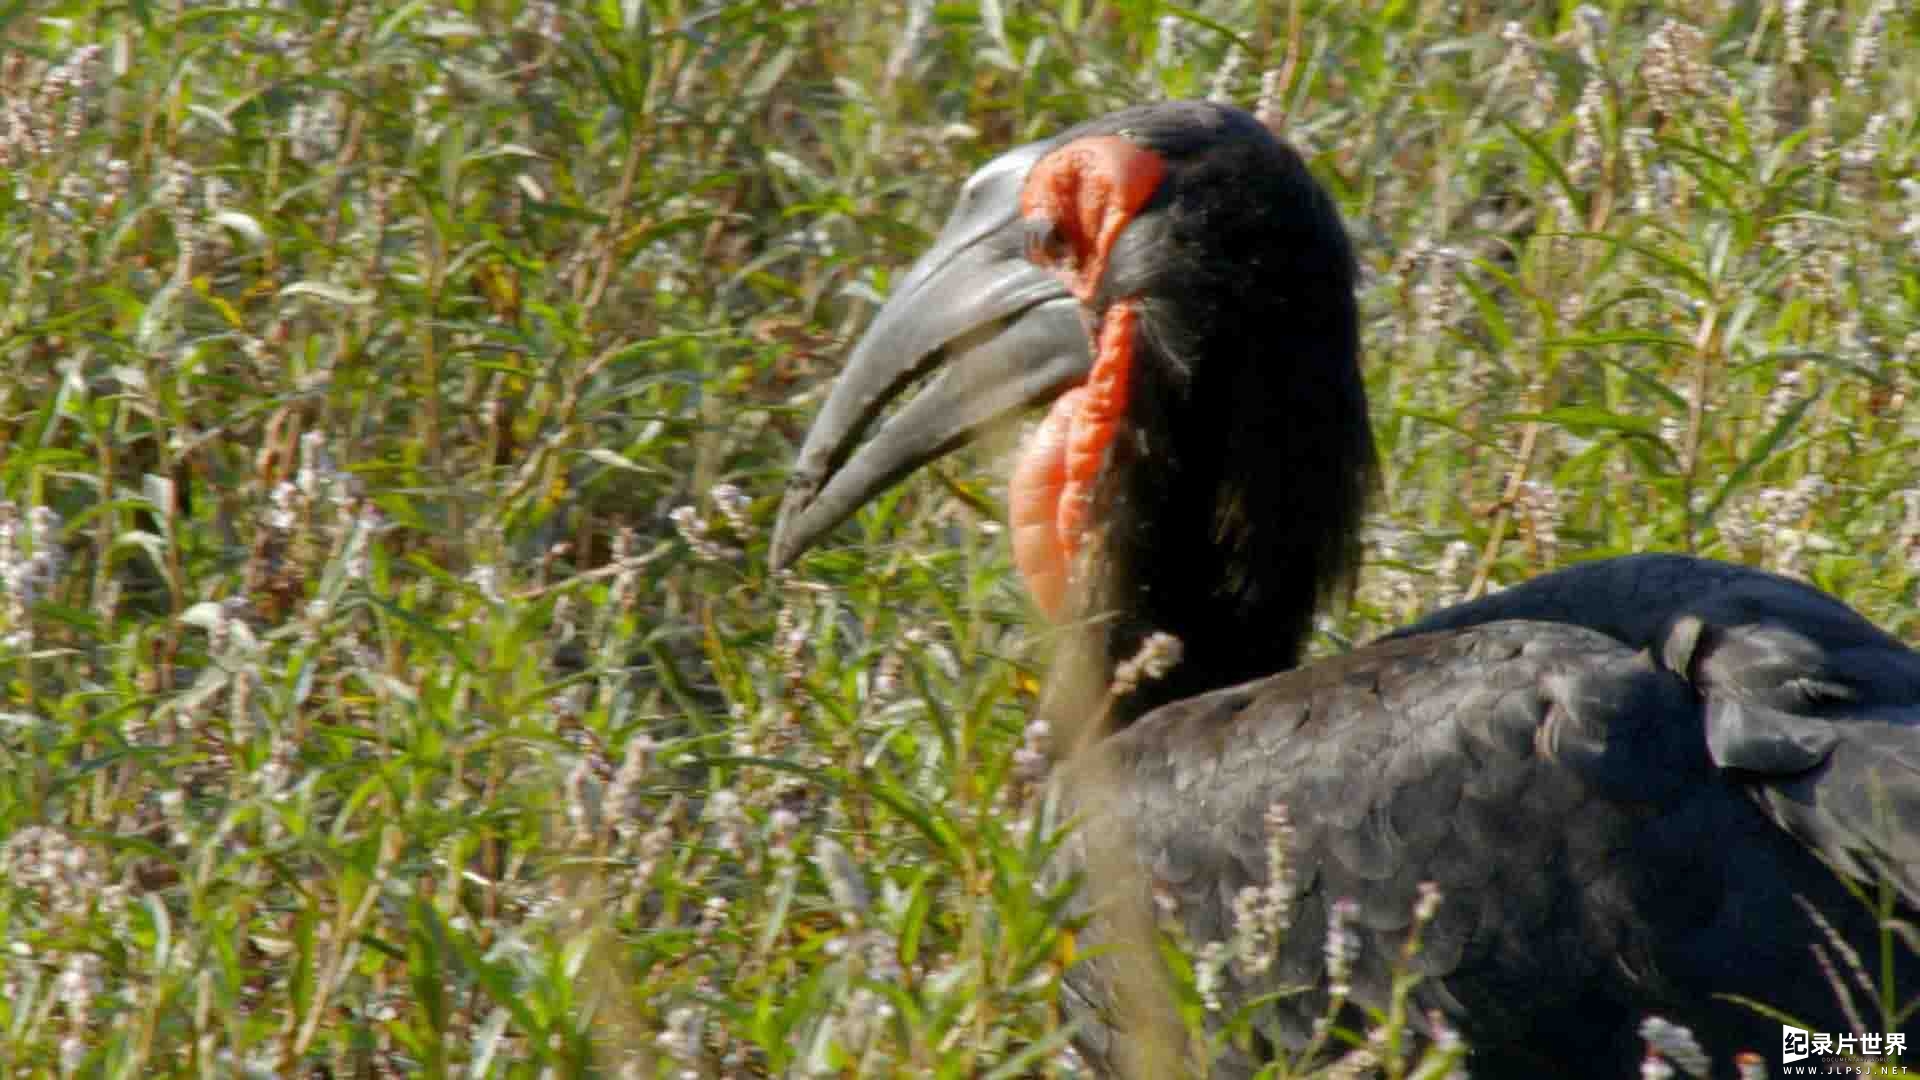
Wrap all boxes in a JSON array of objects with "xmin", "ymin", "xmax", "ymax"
[
  {"xmin": 1009, "ymin": 302, "xmax": 1141, "ymax": 619},
  {"xmin": 1009, "ymin": 136, "xmax": 1164, "ymax": 620}
]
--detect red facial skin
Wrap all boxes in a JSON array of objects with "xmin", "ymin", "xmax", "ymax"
[{"xmin": 1009, "ymin": 136, "xmax": 1165, "ymax": 620}]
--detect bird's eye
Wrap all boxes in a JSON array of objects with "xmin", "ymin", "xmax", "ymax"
[{"xmin": 1025, "ymin": 218, "xmax": 1071, "ymax": 266}]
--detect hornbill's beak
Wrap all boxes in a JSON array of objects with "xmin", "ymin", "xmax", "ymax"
[{"xmin": 770, "ymin": 140, "xmax": 1092, "ymax": 568}]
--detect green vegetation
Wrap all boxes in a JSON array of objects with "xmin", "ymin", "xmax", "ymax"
[{"xmin": 0, "ymin": 0, "xmax": 1914, "ymax": 1074}]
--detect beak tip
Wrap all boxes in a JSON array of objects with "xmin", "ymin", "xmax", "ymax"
[
  {"xmin": 767, "ymin": 535, "xmax": 797, "ymax": 571},
  {"xmin": 766, "ymin": 489, "xmax": 814, "ymax": 571}
]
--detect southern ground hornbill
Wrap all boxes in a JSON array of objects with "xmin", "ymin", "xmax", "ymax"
[{"xmin": 768, "ymin": 101, "xmax": 1920, "ymax": 1076}]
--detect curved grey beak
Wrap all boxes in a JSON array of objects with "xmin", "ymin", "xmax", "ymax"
[{"xmin": 770, "ymin": 140, "xmax": 1092, "ymax": 568}]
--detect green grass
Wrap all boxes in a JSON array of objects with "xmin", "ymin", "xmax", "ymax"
[{"xmin": 0, "ymin": 0, "xmax": 1915, "ymax": 1075}]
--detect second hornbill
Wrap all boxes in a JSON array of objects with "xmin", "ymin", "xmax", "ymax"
[{"xmin": 769, "ymin": 101, "xmax": 1920, "ymax": 1077}]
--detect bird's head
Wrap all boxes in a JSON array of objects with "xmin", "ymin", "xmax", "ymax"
[{"xmin": 773, "ymin": 102, "xmax": 1375, "ymax": 713}]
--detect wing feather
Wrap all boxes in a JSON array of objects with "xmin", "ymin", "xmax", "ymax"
[{"xmin": 1053, "ymin": 562, "xmax": 1920, "ymax": 1076}]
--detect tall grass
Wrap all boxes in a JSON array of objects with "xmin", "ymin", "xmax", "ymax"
[{"xmin": 0, "ymin": 0, "xmax": 1914, "ymax": 1075}]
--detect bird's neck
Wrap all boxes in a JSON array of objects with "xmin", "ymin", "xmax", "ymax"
[{"xmin": 1059, "ymin": 293, "xmax": 1374, "ymax": 729}]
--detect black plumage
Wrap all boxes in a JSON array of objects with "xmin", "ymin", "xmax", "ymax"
[
  {"xmin": 1059, "ymin": 554, "xmax": 1919, "ymax": 1076},
  {"xmin": 770, "ymin": 101, "xmax": 1920, "ymax": 1077}
]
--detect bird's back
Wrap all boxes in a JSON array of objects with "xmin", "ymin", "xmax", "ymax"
[{"xmin": 1053, "ymin": 556, "xmax": 1920, "ymax": 1078}]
